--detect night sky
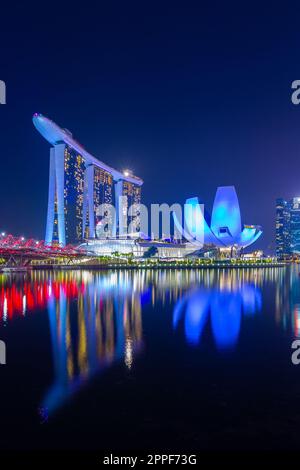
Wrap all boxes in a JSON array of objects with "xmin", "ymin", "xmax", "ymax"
[{"xmin": 1, "ymin": 3, "xmax": 300, "ymax": 251}]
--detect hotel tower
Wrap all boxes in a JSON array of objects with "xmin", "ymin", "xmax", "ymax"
[{"xmin": 33, "ymin": 114, "xmax": 143, "ymax": 246}]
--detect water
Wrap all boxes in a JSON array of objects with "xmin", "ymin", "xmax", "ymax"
[{"xmin": 0, "ymin": 267, "xmax": 299, "ymax": 453}]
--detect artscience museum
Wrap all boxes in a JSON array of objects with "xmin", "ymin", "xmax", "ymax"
[{"xmin": 174, "ymin": 186, "xmax": 262, "ymax": 251}]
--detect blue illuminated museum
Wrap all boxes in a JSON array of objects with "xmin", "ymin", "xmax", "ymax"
[{"xmin": 174, "ymin": 186, "xmax": 262, "ymax": 250}]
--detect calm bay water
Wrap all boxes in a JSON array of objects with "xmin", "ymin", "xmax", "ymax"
[{"xmin": 0, "ymin": 267, "xmax": 300, "ymax": 452}]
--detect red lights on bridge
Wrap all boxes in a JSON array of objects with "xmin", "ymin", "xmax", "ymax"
[{"xmin": 0, "ymin": 234, "xmax": 85, "ymax": 258}]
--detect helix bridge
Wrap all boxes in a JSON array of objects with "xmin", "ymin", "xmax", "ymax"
[{"xmin": 0, "ymin": 234, "xmax": 87, "ymax": 268}]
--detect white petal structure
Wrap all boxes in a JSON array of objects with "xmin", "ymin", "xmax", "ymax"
[{"xmin": 174, "ymin": 186, "xmax": 262, "ymax": 249}]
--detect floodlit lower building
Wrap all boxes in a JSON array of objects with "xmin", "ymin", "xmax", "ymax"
[
  {"xmin": 33, "ymin": 114, "xmax": 143, "ymax": 246},
  {"xmin": 79, "ymin": 238, "xmax": 196, "ymax": 259}
]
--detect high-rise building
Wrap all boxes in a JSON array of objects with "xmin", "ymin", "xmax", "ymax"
[
  {"xmin": 276, "ymin": 197, "xmax": 300, "ymax": 258},
  {"xmin": 276, "ymin": 198, "xmax": 290, "ymax": 258},
  {"xmin": 64, "ymin": 146, "xmax": 86, "ymax": 243},
  {"xmin": 33, "ymin": 114, "xmax": 143, "ymax": 245},
  {"xmin": 290, "ymin": 198, "xmax": 300, "ymax": 253},
  {"xmin": 115, "ymin": 177, "xmax": 142, "ymax": 236}
]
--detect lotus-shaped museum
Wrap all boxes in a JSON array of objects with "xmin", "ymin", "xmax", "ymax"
[{"xmin": 174, "ymin": 186, "xmax": 262, "ymax": 249}]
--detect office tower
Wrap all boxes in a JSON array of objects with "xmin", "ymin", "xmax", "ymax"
[
  {"xmin": 290, "ymin": 198, "xmax": 300, "ymax": 253},
  {"xmin": 275, "ymin": 197, "xmax": 300, "ymax": 257},
  {"xmin": 276, "ymin": 198, "xmax": 291, "ymax": 257},
  {"xmin": 33, "ymin": 114, "xmax": 143, "ymax": 245}
]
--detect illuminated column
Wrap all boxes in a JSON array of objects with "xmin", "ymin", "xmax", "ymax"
[
  {"xmin": 45, "ymin": 148, "xmax": 55, "ymax": 245},
  {"xmin": 82, "ymin": 168, "xmax": 88, "ymax": 239},
  {"xmin": 115, "ymin": 179, "xmax": 127, "ymax": 237},
  {"xmin": 131, "ymin": 185, "xmax": 141, "ymax": 234},
  {"xmin": 82, "ymin": 164, "xmax": 95, "ymax": 239},
  {"xmin": 54, "ymin": 144, "xmax": 66, "ymax": 246}
]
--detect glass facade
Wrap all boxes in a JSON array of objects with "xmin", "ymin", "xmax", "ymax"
[
  {"xmin": 64, "ymin": 146, "xmax": 85, "ymax": 243},
  {"xmin": 53, "ymin": 196, "xmax": 59, "ymax": 242},
  {"xmin": 290, "ymin": 198, "xmax": 300, "ymax": 253},
  {"xmin": 122, "ymin": 181, "xmax": 141, "ymax": 234},
  {"xmin": 50, "ymin": 145, "xmax": 141, "ymax": 244},
  {"xmin": 93, "ymin": 166, "xmax": 114, "ymax": 237},
  {"xmin": 276, "ymin": 198, "xmax": 290, "ymax": 257}
]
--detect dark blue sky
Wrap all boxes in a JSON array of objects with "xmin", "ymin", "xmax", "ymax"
[{"xmin": 1, "ymin": 3, "xmax": 300, "ymax": 250}]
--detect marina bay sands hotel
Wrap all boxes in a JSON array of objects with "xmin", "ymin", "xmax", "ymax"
[{"xmin": 33, "ymin": 114, "xmax": 143, "ymax": 246}]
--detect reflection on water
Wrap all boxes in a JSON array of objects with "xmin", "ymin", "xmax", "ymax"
[
  {"xmin": 173, "ymin": 283, "xmax": 262, "ymax": 349},
  {"xmin": 275, "ymin": 266, "xmax": 300, "ymax": 336},
  {"xmin": 44, "ymin": 280, "xmax": 143, "ymax": 415},
  {"xmin": 0, "ymin": 267, "xmax": 297, "ymax": 415}
]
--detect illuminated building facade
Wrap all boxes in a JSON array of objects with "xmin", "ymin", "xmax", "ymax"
[
  {"xmin": 290, "ymin": 198, "xmax": 300, "ymax": 253},
  {"xmin": 276, "ymin": 197, "xmax": 300, "ymax": 257},
  {"xmin": 174, "ymin": 186, "xmax": 262, "ymax": 250},
  {"xmin": 276, "ymin": 198, "xmax": 291, "ymax": 257},
  {"xmin": 64, "ymin": 147, "xmax": 85, "ymax": 243},
  {"xmin": 90, "ymin": 165, "xmax": 114, "ymax": 239},
  {"xmin": 79, "ymin": 238, "xmax": 196, "ymax": 258},
  {"xmin": 115, "ymin": 178, "xmax": 142, "ymax": 235},
  {"xmin": 33, "ymin": 114, "xmax": 143, "ymax": 245}
]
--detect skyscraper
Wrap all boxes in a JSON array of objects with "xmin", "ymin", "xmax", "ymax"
[
  {"xmin": 33, "ymin": 114, "xmax": 143, "ymax": 245},
  {"xmin": 275, "ymin": 197, "xmax": 300, "ymax": 258},
  {"xmin": 290, "ymin": 198, "xmax": 300, "ymax": 253},
  {"xmin": 115, "ymin": 178, "xmax": 142, "ymax": 236},
  {"xmin": 276, "ymin": 198, "xmax": 290, "ymax": 258}
]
